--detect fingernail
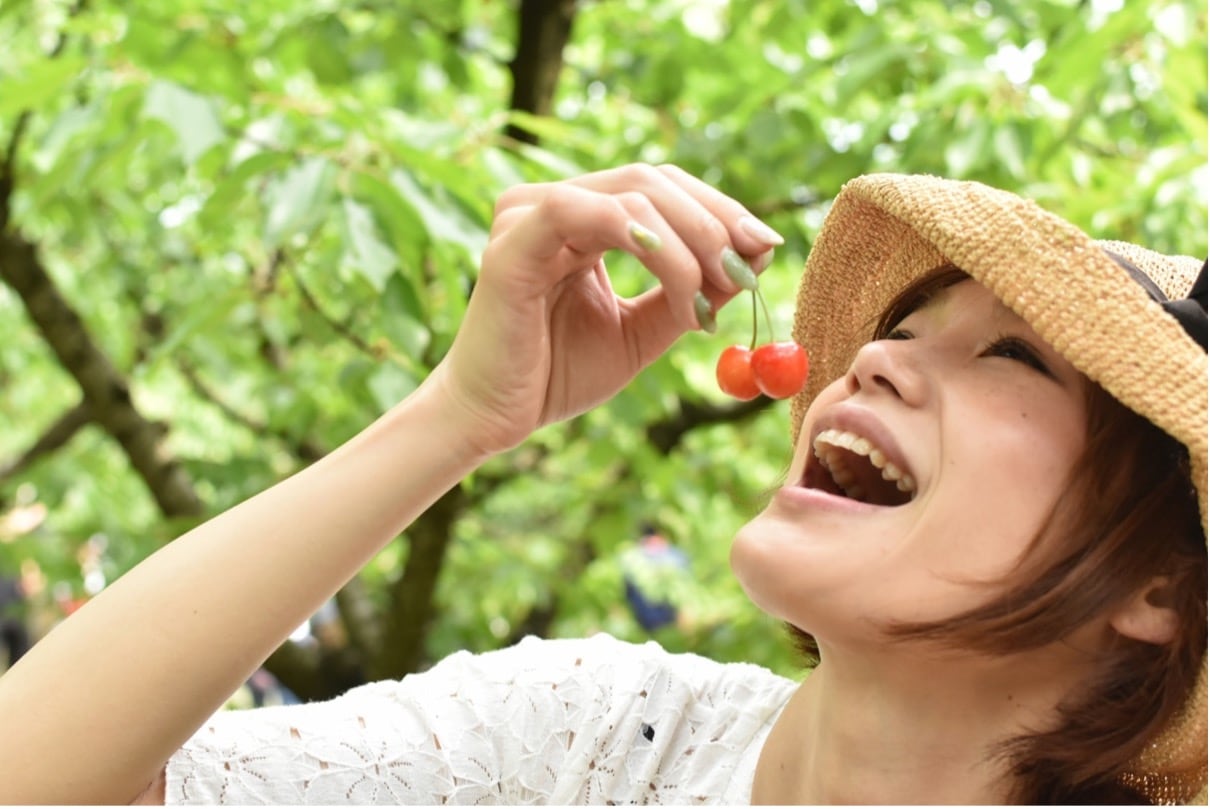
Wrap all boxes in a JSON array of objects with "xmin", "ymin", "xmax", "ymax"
[
  {"xmin": 628, "ymin": 221, "xmax": 662, "ymax": 252},
  {"xmin": 753, "ymin": 248, "xmax": 775, "ymax": 273},
  {"xmin": 694, "ymin": 292, "xmax": 717, "ymax": 333},
  {"xmin": 721, "ymin": 247, "xmax": 758, "ymax": 291},
  {"xmin": 738, "ymin": 215, "xmax": 784, "ymax": 246}
]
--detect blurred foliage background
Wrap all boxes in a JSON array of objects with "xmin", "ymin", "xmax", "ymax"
[{"xmin": 0, "ymin": 0, "xmax": 1204, "ymax": 699}]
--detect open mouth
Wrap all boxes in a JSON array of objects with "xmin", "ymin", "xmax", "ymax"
[{"xmin": 802, "ymin": 428, "xmax": 917, "ymax": 507}]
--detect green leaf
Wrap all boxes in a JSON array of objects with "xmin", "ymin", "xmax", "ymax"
[
  {"xmin": 198, "ymin": 150, "xmax": 296, "ymax": 233},
  {"xmin": 513, "ymin": 142, "xmax": 586, "ymax": 179},
  {"xmin": 32, "ymin": 103, "xmax": 102, "ymax": 171},
  {"xmin": 263, "ymin": 157, "xmax": 336, "ymax": 250},
  {"xmin": 380, "ymin": 274, "xmax": 431, "ymax": 360},
  {"xmin": 389, "ymin": 169, "xmax": 488, "ymax": 257},
  {"xmin": 0, "ymin": 54, "xmax": 87, "ymax": 116},
  {"xmin": 992, "ymin": 125, "xmax": 1027, "ymax": 180},
  {"xmin": 341, "ymin": 198, "xmax": 398, "ymax": 292},
  {"xmin": 944, "ymin": 119, "xmax": 990, "ymax": 176},
  {"xmin": 367, "ymin": 362, "xmax": 418, "ymax": 412},
  {"xmin": 835, "ymin": 43, "xmax": 909, "ymax": 102},
  {"xmin": 349, "ymin": 171, "xmax": 428, "ymax": 271},
  {"xmin": 305, "ymin": 15, "xmax": 353, "ymax": 85},
  {"xmin": 142, "ymin": 80, "xmax": 226, "ymax": 164},
  {"xmin": 504, "ymin": 110, "xmax": 594, "ymax": 147},
  {"xmin": 147, "ymin": 287, "xmax": 245, "ymax": 363}
]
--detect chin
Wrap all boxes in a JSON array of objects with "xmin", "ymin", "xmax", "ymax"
[
  {"xmin": 728, "ymin": 516, "xmax": 783, "ymax": 614},
  {"xmin": 729, "ymin": 514, "xmax": 824, "ymax": 625},
  {"xmin": 729, "ymin": 513, "xmax": 889, "ymax": 644}
]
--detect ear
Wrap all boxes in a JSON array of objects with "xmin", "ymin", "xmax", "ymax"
[{"xmin": 1109, "ymin": 576, "xmax": 1181, "ymax": 646}]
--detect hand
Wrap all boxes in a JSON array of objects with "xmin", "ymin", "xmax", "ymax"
[{"xmin": 428, "ymin": 164, "xmax": 784, "ymax": 456}]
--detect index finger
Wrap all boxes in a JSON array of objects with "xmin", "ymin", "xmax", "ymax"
[
  {"xmin": 483, "ymin": 183, "xmax": 706, "ymax": 332},
  {"xmin": 559, "ymin": 165, "xmax": 783, "ymax": 297},
  {"xmin": 654, "ymin": 164, "xmax": 785, "ymax": 255}
]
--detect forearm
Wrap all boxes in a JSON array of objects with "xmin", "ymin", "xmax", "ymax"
[{"xmin": 0, "ymin": 374, "xmax": 489, "ymax": 804}]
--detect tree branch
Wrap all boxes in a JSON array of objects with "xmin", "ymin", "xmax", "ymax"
[
  {"xmin": 288, "ymin": 264, "xmax": 382, "ymax": 360},
  {"xmin": 1, "ymin": 0, "xmax": 89, "ymax": 229},
  {"xmin": 0, "ymin": 233, "xmax": 202, "ymax": 518},
  {"xmin": 0, "ymin": 112, "xmax": 30, "ymax": 229},
  {"xmin": 646, "ymin": 395, "xmax": 774, "ymax": 454},
  {"xmin": 176, "ymin": 359, "xmax": 326, "ymax": 464},
  {"xmin": 749, "ymin": 191, "xmax": 821, "ymax": 217},
  {"xmin": 0, "ymin": 401, "xmax": 92, "ymax": 487}
]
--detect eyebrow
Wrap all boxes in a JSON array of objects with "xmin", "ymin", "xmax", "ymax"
[
  {"xmin": 984, "ymin": 304, "xmax": 1084, "ymax": 387},
  {"xmin": 900, "ymin": 282, "xmax": 961, "ymax": 324}
]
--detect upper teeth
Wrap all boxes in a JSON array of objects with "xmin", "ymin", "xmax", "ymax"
[{"xmin": 812, "ymin": 428, "xmax": 917, "ymax": 496}]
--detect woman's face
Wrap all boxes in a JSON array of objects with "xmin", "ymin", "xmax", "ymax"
[{"xmin": 730, "ymin": 279, "xmax": 1089, "ymax": 649}]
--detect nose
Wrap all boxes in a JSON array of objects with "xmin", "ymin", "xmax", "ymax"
[{"xmin": 844, "ymin": 339, "xmax": 929, "ymax": 406}]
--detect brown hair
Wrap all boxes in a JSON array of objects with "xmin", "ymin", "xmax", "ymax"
[{"xmin": 789, "ymin": 265, "xmax": 1208, "ymax": 803}]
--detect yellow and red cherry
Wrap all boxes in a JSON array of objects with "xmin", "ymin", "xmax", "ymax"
[
  {"xmin": 716, "ymin": 345, "xmax": 762, "ymax": 400},
  {"xmin": 752, "ymin": 341, "xmax": 809, "ymax": 399}
]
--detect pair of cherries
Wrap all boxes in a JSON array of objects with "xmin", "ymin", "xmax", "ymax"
[
  {"xmin": 717, "ymin": 340, "xmax": 807, "ymax": 400},
  {"xmin": 712, "ymin": 270, "xmax": 808, "ymax": 401}
]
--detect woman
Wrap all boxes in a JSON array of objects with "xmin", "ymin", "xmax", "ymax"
[{"xmin": 0, "ymin": 166, "xmax": 1202, "ymax": 804}]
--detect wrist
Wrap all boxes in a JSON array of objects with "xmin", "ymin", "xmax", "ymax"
[
  {"xmin": 410, "ymin": 361, "xmax": 532, "ymax": 460},
  {"xmin": 390, "ymin": 381, "xmax": 494, "ymax": 474}
]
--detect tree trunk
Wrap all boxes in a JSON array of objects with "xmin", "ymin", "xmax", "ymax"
[
  {"xmin": 370, "ymin": 485, "xmax": 467, "ymax": 678},
  {"xmin": 506, "ymin": 0, "xmax": 579, "ymax": 144}
]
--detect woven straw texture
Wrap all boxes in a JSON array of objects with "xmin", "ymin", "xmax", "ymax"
[{"xmin": 789, "ymin": 174, "xmax": 1207, "ymax": 805}]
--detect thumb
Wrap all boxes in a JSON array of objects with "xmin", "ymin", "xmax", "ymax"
[{"xmin": 618, "ymin": 285, "xmax": 700, "ymax": 370}]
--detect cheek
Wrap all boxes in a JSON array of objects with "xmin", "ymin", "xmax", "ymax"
[
  {"xmin": 989, "ymin": 398, "xmax": 1084, "ymax": 493},
  {"xmin": 966, "ymin": 377, "xmax": 1085, "ymax": 484},
  {"xmin": 934, "ymin": 396, "xmax": 1085, "ymax": 568}
]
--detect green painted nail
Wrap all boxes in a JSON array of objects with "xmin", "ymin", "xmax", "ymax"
[
  {"xmin": 721, "ymin": 247, "xmax": 758, "ymax": 291},
  {"xmin": 629, "ymin": 221, "xmax": 662, "ymax": 252},
  {"xmin": 694, "ymin": 292, "xmax": 717, "ymax": 333}
]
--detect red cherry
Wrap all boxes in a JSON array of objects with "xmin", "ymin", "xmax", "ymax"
[
  {"xmin": 716, "ymin": 345, "xmax": 761, "ymax": 400},
  {"xmin": 751, "ymin": 341, "xmax": 809, "ymax": 399}
]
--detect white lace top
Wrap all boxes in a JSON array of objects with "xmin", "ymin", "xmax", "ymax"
[{"xmin": 165, "ymin": 634, "xmax": 798, "ymax": 805}]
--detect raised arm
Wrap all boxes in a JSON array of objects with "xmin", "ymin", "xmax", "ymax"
[{"xmin": 0, "ymin": 165, "xmax": 781, "ymax": 804}]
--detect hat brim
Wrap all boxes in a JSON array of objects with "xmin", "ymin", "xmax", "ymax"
[{"xmin": 788, "ymin": 173, "xmax": 1208, "ymax": 803}]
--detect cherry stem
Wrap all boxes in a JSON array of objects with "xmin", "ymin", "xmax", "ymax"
[
  {"xmin": 755, "ymin": 288, "xmax": 775, "ymax": 344},
  {"xmin": 748, "ymin": 289, "xmax": 758, "ymax": 350}
]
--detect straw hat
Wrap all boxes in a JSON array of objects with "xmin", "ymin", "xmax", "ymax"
[{"xmin": 788, "ymin": 174, "xmax": 1207, "ymax": 804}]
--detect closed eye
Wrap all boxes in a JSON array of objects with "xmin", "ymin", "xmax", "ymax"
[
  {"xmin": 884, "ymin": 327, "xmax": 1056, "ymax": 379},
  {"xmin": 982, "ymin": 335, "xmax": 1053, "ymax": 377}
]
